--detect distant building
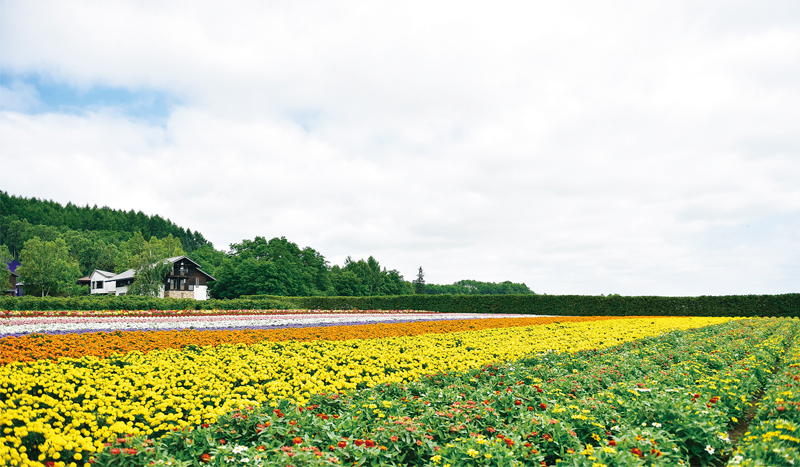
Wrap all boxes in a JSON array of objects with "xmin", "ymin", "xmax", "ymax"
[
  {"xmin": 90, "ymin": 256, "xmax": 214, "ymax": 300},
  {"xmin": 5, "ymin": 260, "xmax": 23, "ymax": 296}
]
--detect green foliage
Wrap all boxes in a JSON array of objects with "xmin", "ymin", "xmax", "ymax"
[
  {"xmin": 0, "ymin": 295, "xmax": 298, "ymax": 311},
  {"xmin": 425, "ymin": 279, "xmax": 533, "ymax": 295},
  {"xmin": 327, "ymin": 256, "xmax": 411, "ymax": 297},
  {"xmin": 186, "ymin": 244, "xmax": 226, "ymax": 278},
  {"xmin": 212, "ymin": 236, "xmax": 333, "ymax": 298},
  {"xmin": 115, "ymin": 233, "xmax": 186, "ymax": 273},
  {"xmin": 6, "ymin": 293, "xmax": 796, "ymax": 317},
  {"xmin": 0, "ymin": 191, "xmax": 211, "ymax": 254},
  {"xmin": 412, "ymin": 266, "xmax": 425, "ymax": 294},
  {"xmin": 0, "ymin": 245, "xmax": 12, "ymax": 293},
  {"xmin": 252, "ymin": 293, "xmax": 800, "ymax": 317},
  {"xmin": 16, "ymin": 237, "xmax": 82, "ymax": 297}
]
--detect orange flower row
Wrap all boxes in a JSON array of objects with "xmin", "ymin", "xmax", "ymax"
[{"xmin": 0, "ymin": 316, "xmax": 633, "ymax": 365}]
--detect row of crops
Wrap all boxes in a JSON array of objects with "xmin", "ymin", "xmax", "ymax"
[{"xmin": 1, "ymin": 312, "xmax": 799, "ymax": 466}]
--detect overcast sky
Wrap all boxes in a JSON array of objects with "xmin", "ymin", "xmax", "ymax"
[{"xmin": 1, "ymin": 1, "xmax": 798, "ymax": 296}]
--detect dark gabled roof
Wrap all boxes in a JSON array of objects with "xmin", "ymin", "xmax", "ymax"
[
  {"xmin": 106, "ymin": 256, "xmax": 216, "ymax": 283},
  {"xmin": 166, "ymin": 255, "xmax": 216, "ymax": 281}
]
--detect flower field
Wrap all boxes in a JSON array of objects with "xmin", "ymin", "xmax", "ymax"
[{"xmin": 1, "ymin": 311, "xmax": 798, "ymax": 467}]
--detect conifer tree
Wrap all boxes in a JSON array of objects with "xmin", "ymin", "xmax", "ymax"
[{"xmin": 413, "ymin": 266, "xmax": 426, "ymax": 294}]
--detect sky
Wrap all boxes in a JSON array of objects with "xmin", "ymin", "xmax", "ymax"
[{"xmin": 1, "ymin": 1, "xmax": 798, "ymax": 296}]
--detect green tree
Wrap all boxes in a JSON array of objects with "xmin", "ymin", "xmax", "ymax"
[
  {"xmin": 159, "ymin": 234, "xmax": 184, "ymax": 258},
  {"xmin": 127, "ymin": 245, "xmax": 173, "ymax": 297},
  {"xmin": 188, "ymin": 244, "xmax": 226, "ymax": 278},
  {"xmin": 0, "ymin": 245, "xmax": 13, "ymax": 293},
  {"xmin": 413, "ymin": 267, "xmax": 426, "ymax": 294},
  {"xmin": 115, "ymin": 232, "xmax": 149, "ymax": 273},
  {"xmin": 330, "ymin": 266, "xmax": 366, "ymax": 296},
  {"xmin": 17, "ymin": 237, "xmax": 81, "ymax": 296},
  {"xmin": 211, "ymin": 236, "xmax": 327, "ymax": 299}
]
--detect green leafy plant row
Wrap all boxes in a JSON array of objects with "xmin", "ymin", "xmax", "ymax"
[
  {"xmin": 89, "ymin": 318, "xmax": 798, "ymax": 467},
  {"xmin": 729, "ymin": 323, "xmax": 800, "ymax": 466}
]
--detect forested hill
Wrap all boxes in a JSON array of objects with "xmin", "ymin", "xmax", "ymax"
[
  {"xmin": 0, "ymin": 191, "xmax": 210, "ymax": 257},
  {"xmin": 0, "ymin": 192, "xmax": 534, "ymax": 299}
]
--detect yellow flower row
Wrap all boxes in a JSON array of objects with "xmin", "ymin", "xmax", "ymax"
[{"xmin": 0, "ymin": 316, "xmax": 734, "ymax": 467}]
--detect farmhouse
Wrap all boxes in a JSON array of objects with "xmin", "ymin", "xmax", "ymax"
[
  {"xmin": 4, "ymin": 260, "xmax": 23, "ymax": 296},
  {"xmin": 89, "ymin": 256, "xmax": 215, "ymax": 300}
]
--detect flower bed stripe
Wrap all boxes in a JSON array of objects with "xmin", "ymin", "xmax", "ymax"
[
  {"xmin": 0, "ymin": 312, "xmax": 545, "ymax": 337},
  {"xmin": 0, "ymin": 309, "xmax": 433, "ymax": 318},
  {"xmin": 1, "ymin": 315, "xmax": 634, "ymax": 365},
  {"xmin": 0, "ymin": 317, "xmax": 731, "ymax": 466}
]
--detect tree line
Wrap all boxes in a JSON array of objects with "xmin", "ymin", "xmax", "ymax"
[
  {"xmin": 0, "ymin": 191, "xmax": 209, "ymax": 257},
  {"xmin": 1, "ymin": 193, "xmax": 533, "ymax": 299}
]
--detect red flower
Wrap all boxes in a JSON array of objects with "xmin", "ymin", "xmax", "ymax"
[
  {"xmin": 528, "ymin": 406, "xmax": 535, "ymax": 411},
  {"xmin": 201, "ymin": 423, "xmax": 210, "ymax": 429},
  {"xmin": 200, "ymin": 453, "xmax": 211, "ymax": 463},
  {"xmin": 338, "ymin": 440, "xmax": 347, "ymax": 448},
  {"xmin": 256, "ymin": 445, "xmax": 266, "ymax": 452},
  {"xmin": 609, "ymin": 440, "xmax": 617, "ymax": 446},
  {"xmin": 293, "ymin": 437, "xmax": 303, "ymax": 445},
  {"xmin": 515, "ymin": 400, "xmax": 522, "ymax": 406},
  {"xmin": 390, "ymin": 436, "xmax": 398, "ymax": 442},
  {"xmin": 110, "ymin": 448, "xmax": 121, "ymax": 455},
  {"xmin": 539, "ymin": 403, "xmax": 547, "ymax": 410},
  {"xmin": 124, "ymin": 448, "xmax": 137, "ymax": 455},
  {"xmin": 365, "ymin": 440, "xmax": 376, "ymax": 448},
  {"xmin": 631, "ymin": 448, "xmax": 643, "ymax": 457},
  {"xmin": 354, "ymin": 439, "xmax": 364, "ymax": 446}
]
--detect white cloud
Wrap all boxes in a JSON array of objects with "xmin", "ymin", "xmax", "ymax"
[{"xmin": 1, "ymin": 0, "xmax": 799, "ymax": 295}]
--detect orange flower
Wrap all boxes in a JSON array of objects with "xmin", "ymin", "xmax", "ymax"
[{"xmin": 0, "ymin": 315, "xmax": 630, "ymax": 365}]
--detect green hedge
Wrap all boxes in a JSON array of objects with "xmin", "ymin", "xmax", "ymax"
[
  {"xmin": 2, "ymin": 293, "xmax": 799, "ymax": 317},
  {"xmin": 0, "ymin": 295, "xmax": 297, "ymax": 312},
  {"xmin": 270, "ymin": 293, "xmax": 800, "ymax": 317}
]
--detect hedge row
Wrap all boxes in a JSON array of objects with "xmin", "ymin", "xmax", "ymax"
[
  {"xmin": 0, "ymin": 295, "xmax": 297, "ymax": 312},
  {"xmin": 2, "ymin": 293, "xmax": 799, "ymax": 317},
  {"xmin": 274, "ymin": 293, "xmax": 800, "ymax": 317}
]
